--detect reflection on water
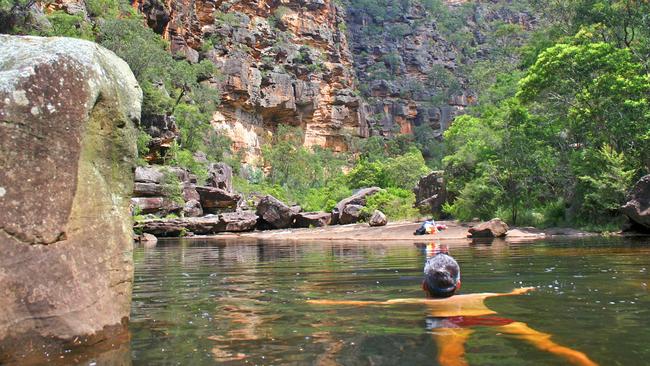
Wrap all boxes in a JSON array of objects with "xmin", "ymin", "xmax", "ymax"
[{"xmin": 124, "ymin": 237, "xmax": 650, "ymax": 365}]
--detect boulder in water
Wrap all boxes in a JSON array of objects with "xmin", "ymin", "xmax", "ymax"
[{"xmin": 0, "ymin": 35, "xmax": 140, "ymax": 361}]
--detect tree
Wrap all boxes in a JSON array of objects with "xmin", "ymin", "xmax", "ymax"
[{"xmin": 518, "ymin": 39, "xmax": 650, "ymax": 172}]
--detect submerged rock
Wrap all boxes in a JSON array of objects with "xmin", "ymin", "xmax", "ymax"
[
  {"xmin": 368, "ymin": 210, "xmax": 387, "ymax": 227},
  {"xmin": 467, "ymin": 218, "xmax": 509, "ymax": 238},
  {"xmin": 0, "ymin": 35, "xmax": 140, "ymax": 361},
  {"xmin": 621, "ymin": 174, "xmax": 650, "ymax": 232}
]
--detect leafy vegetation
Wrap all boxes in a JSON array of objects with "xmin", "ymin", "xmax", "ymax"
[{"xmin": 442, "ymin": 0, "xmax": 650, "ymax": 229}]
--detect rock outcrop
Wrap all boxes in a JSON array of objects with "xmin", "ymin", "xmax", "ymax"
[
  {"xmin": 414, "ymin": 171, "xmax": 447, "ymax": 216},
  {"xmin": 207, "ymin": 162, "xmax": 233, "ymax": 192},
  {"xmin": 621, "ymin": 174, "xmax": 650, "ymax": 232},
  {"xmin": 132, "ymin": 165, "xmax": 196, "ymax": 216},
  {"xmin": 133, "ymin": 0, "xmax": 369, "ymax": 163},
  {"xmin": 135, "ymin": 211, "xmax": 258, "ymax": 236},
  {"xmin": 331, "ymin": 187, "xmax": 381, "ymax": 224},
  {"xmin": 346, "ymin": 1, "xmax": 536, "ymax": 145},
  {"xmin": 467, "ymin": 218, "xmax": 509, "ymax": 238},
  {"xmin": 0, "ymin": 35, "xmax": 140, "ymax": 362},
  {"xmin": 196, "ymin": 185, "xmax": 241, "ymax": 213},
  {"xmin": 256, "ymin": 195, "xmax": 295, "ymax": 230}
]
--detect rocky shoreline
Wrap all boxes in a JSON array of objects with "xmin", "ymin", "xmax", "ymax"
[
  {"xmin": 144, "ymin": 220, "xmax": 610, "ymax": 244},
  {"xmin": 133, "ymin": 163, "xmax": 650, "ymax": 243}
]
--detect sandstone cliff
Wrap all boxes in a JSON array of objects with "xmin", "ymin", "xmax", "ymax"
[
  {"xmin": 346, "ymin": 0, "xmax": 536, "ymax": 140},
  {"xmin": 133, "ymin": 0, "xmax": 369, "ymax": 163}
]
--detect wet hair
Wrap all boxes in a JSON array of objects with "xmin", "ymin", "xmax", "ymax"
[{"xmin": 423, "ymin": 253, "xmax": 460, "ymax": 298}]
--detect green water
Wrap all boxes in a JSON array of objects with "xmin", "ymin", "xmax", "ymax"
[{"xmin": 124, "ymin": 237, "xmax": 650, "ymax": 366}]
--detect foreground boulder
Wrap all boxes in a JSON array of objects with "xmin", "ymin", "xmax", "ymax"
[
  {"xmin": 621, "ymin": 175, "xmax": 650, "ymax": 232},
  {"xmin": 332, "ymin": 187, "xmax": 381, "ymax": 224},
  {"xmin": 294, "ymin": 212, "xmax": 332, "ymax": 228},
  {"xmin": 0, "ymin": 36, "xmax": 140, "ymax": 361},
  {"xmin": 467, "ymin": 218, "xmax": 509, "ymax": 238},
  {"xmin": 256, "ymin": 195, "xmax": 295, "ymax": 229},
  {"xmin": 368, "ymin": 210, "xmax": 387, "ymax": 227},
  {"xmin": 413, "ymin": 171, "xmax": 447, "ymax": 216}
]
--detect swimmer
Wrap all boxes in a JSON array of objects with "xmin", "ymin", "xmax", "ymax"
[{"xmin": 308, "ymin": 243, "xmax": 598, "ymax": 366}]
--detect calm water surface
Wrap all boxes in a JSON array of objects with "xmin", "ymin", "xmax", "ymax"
[{"xmin": 128, "ymin": 237, "xmax": 650, "ymax": 366}]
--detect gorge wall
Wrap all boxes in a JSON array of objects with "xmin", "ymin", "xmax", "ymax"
[
  {"xmin": 346, "ymin": 0, "xmax": 535, "ymax": 139},
  {"xmin": 41, "ymin": 0, "xmax": 536, "ymax": 162},
  {"xmin": 134, "ymin": 0, "xmax": 368, "ymax": 163}
]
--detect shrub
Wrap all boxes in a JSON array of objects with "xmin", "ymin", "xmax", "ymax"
[
  {"xmin": 43, "ymin": 11, "xmax": 93, "ymax": 40},
  {"xmin": 363, "ymin": 188, "xmax": 420, "ymax": 221},
  {"xmin": 160, "ymin": 167, "xmax": 184, "ymax": 205}
]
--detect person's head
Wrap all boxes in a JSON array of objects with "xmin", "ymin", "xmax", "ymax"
[{"xmin": 422, "ymin": 250, "xmax": 461, "ymax": 298}]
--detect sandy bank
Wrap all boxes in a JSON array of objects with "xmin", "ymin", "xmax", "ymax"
[{"xmin": 208, "ymin": 220, "xmax": 598, "ymax": 243}]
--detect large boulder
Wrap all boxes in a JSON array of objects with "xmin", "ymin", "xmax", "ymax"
[
  {"xmin": 206, "ymin": 162, "xmax": 233, "ymax": 192},
  {"xmin": 215, "ymin": 211, "xmax": 258, "ymax": 232},
  {"xmin": 332, "ymin": 187, "xmax": 381, "ymax": 224},
  {"xmin": 339, "ymin": 204, "xmax": 366, "ymax": 225},
  {"xmin": 413, "ymin": 171, "xmax": 447, "ymax": 216},
  {"xmin": 468, "ymin": 218, "xmax": 509, "ymax": 238},
  {"xmin": 294, "ymin": 212, "xmax": 332, "ymax": 228},
  {"xmin": 0, "ymin": 36, "xmax": 140, "ymax": 361},
  {"xmin": 196, "ymin": 186, "xmax": 241, "ymax": 213},
  {"xmin": 256, "ymin": 195, "xmax": 295, "ymax": 229},
  {"xmin": 621, "ymin": 175, "xmax": 650, "ymax": 232},
  {"xmin": 368, "ymin": 210, "xmax": 387, "ymax": 227}
]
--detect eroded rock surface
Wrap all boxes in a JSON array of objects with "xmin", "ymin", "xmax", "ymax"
[
  {"xmin": 621, "ymin": 174, "xmax": 650, "ymax": 232},
  {"xmin": 467, "ymin": 218, "xmax": 509, "ymax": 238},
  {"xmin": 0, "ymin": 35, "xmax": 140, "ymax": 361},
  {"xmin": 294, "ymin": 212, "xmax": 332, "ymax": 228},
  {"xmin": 368, "ymin": 210, "xmax": 387, "ymax": 227},
  {"xmin": 135, "ymin": 211, "xmax": 258, "ymax": 236},
  {"xmin": 256, "ymin": 195, "xmax": 295, "ymax": 230},
  {"xmin": 332, "ymin": 187, "xmax": 381, "ymax": 224},
  {"xmin": 413, "ymin": 171, "xmax": 447, "ymax": 216}
]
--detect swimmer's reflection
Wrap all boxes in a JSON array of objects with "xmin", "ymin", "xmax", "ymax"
[{"xmin": 309, "ymin": 243, "xmax": 598, "ymax": 366}]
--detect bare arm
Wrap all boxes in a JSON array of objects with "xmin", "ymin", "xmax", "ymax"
[
  {"xmin": 488, "ymin": 287, "xmax": 536, "ymax": 298},
  {"xmin": 306, "ymin": 298, "xmax": 431, "ymax": 306}
]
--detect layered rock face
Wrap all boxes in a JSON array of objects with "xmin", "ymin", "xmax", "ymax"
[
  {"xmin": 0, "ymin": 36, "xmax": 140, "ymax": 362},
  {"xmin": 133, "ymin": 0, "xmax": 368, "ymax": 163},
  {"xmin": 346, "ymin": 0, "xmax": 535, "ymax": 139}
]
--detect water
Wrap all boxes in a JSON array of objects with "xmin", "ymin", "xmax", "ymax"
[{"xmin": 124, "ymin": 237, "xmax": 650, "ymax": 366}]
